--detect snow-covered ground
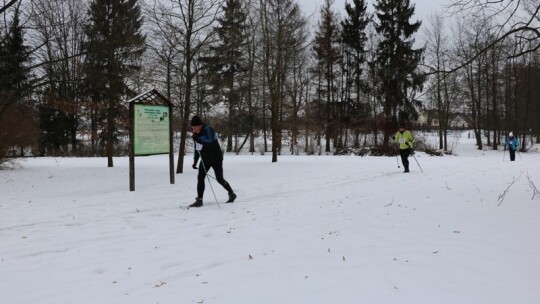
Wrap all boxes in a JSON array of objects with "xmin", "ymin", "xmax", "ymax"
[{"xmin": 1, "ymin": 132, "xmax": 539, "ymax": 304}]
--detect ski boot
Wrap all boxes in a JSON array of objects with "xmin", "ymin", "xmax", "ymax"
[
  {"xmin": 226, "ymin": 192, "xmax": 237, "ymax": 203},
  {"xmin": 189, "ymin": 198, "xmax": 203, "ymax": 208}
]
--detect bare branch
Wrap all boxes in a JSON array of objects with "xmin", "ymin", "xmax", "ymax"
[
  {"xmin": 497, "ymin": 172, "xmax": 523, "ymax": 206},
  {"xmin": 527, "ymin": 172, "xmax": 540, "ymax": 200},
  {"xmin": 427, "ymin": 1, "xmax": 540, "ymax": 77},
  {"xmin": 422, "ymin": 24, "xmax": 539, "ymax": 79},
  {"xmin": 0, "ymin": 0, "xmax": 19, "ymax": 15}
]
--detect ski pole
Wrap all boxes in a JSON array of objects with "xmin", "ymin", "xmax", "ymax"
[
  {"xmin": 197, "ymin": 150, "xmax": 220, "ymax": 208},
  {"xmin": 194, "ymin": 170, "xmax": 218, "ymax": 181},
  {"xmin": 411, "ymin": 153, "xmax": 424, "ymax": 173},
  {"xmin": 205, "ymin": 173, "xmax": 218, "ymax": 181},
  {"xmin": 396, "ymin": 153, "xmax": 400, "ymax": 168}
]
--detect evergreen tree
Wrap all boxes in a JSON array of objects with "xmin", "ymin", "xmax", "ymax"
[
  {"xmin": 341, "ymin": 0, "xmax": 369, "ymax": 110},
  {"xmin": 83, "ymin": 0, "xmax": 145, "ymax": 167},
  {"xmin": 0, "ymin": 6, "xmax": 37, "ymax": 160},
  {"xmin": 0, "ymin": 7, "xmax": 29, "ymax": 103},
  {"xmin": 203, "ymin": 0, "xmax": 248, "ymax": 152},
  {"xmin": 341, "ymin": 0, "xmax": 370, "ymax": 146},
  {"xmin": 374, "ymin": 0, "xmax": 424, "ymax": 146},
  {"xmin": 313, "ymin": 0, "xmax": 342, "ymax": 152}
]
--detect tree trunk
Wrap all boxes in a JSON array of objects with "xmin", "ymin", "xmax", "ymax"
[{"xmin": 106, "ymin": 97, "xmax": 114, "ymax": 167}]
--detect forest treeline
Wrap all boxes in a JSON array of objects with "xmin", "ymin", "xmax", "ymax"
[{"xmin": 0, "ymin": 0, "xmax": 539, "ymax": 169}]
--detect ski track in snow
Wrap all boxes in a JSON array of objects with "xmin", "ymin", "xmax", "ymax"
[{"xmin": 1, "ymin": 133, "xmax": 540, "ymax": 304}]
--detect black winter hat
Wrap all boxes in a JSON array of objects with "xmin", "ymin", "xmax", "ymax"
[
  {"xmin": 399, "ymin": 123, "xmax": 405, "ymax": 128},
  {"xmin": 190, "ymin": 116, "xmax": 203, "ymax": 126}
]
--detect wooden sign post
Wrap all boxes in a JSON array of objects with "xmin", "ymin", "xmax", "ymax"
[{"xmin": 127, "ymin": 89, "xmax": 174, "ymax": 191}]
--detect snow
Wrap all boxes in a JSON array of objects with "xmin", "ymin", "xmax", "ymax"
[{"xmin": 1, "ymin": 132, "xmax": 540, "ymax": 304}]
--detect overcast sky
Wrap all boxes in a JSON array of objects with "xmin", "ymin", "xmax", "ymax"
[{"xmin": 296, "ymin": 0, "xmax": 452, "ymax": 22}]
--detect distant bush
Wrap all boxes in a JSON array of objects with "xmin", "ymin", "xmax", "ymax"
[
  {"xmin": 413, "ymin": 137, "xmax": 444, "ymax": 156},
  {"xmin": 333, "ymin": 135, "xmax": 444, "ymax": 157},
  {"xmin": 0, "ymin": 102, "xmax": 40, "ymax": 165}
]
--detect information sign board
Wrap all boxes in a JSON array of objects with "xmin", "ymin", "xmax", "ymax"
[{"xmin": 133, "ymin": 104, "xmax": 170, "ymax": 155}]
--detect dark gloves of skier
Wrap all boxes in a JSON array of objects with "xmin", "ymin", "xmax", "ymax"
[{"xmin": 192, "ymin": 163, "xmax": 198, "ymax": 169}]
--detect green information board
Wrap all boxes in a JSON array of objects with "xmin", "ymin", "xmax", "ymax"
[{"xmin": 133, "ymin": 104, "xmax": 170, "ymax": 155}]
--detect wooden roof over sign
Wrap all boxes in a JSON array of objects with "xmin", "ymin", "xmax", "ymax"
[{"xmin": 126, "ymin": 89, "xmax": 172, "ymax": 106}]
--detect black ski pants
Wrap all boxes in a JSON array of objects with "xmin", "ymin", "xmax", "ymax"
[
  {"xmin": 509, "ymin": 148, "xmax": 516, "ymax": 161},
  {"xmin": 400, "ymin": 148, "xmax": 410, "ymax": 170},
  {"xmin": 197, "ymin": 159, "xmax": 233, "ymax": 199}
]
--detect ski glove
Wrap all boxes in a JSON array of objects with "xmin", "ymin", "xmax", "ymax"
[{"xmin": 192, "ymin": 163, "xmax": 198, "ymax": 169}]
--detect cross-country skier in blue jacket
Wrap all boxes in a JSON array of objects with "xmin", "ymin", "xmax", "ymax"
[
  {"xmin": 189, "ymin": 116, "xmax": 236, "ymax": 207},
  {"xmin": 505, "ymin": 132, "xmax": 519, "ymax": 161}
]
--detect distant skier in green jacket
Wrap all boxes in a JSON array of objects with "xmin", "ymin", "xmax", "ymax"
[{"xmin": 393, "ymin": 123, "xmax": 415, "ymax": 173}]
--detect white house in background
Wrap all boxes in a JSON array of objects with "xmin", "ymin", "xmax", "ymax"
[
  {"xmin": 414, "ymin": 110, "xmax": 471, "ymax": 128},
  {"xmin": 414, "ymin": 110, "xmax": 438, "ymax": 127},
  {"xmin": 449, "ymin": 113, "xmax": 470, "ymax": 128}
]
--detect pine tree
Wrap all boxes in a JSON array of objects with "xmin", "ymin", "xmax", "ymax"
[
  {"xmin": 0, "ymin": 6, "xmax": 37, "ymax": 160},
  {"xmin": 341, "ymin": 0, "xmax": 370, "ymax": 146},
  {"xmin": 341, "ymin": 0, "xmax": 369, "ymax": 110},
  {"xmin": 203, "ymin": 0, "xmax": 248, "ymax": 152},
  {"xmin": 83, "ymin": 0, "xmax": 145, "ymax": 167},
  {"xmin": 374, "ymin": 0, "xmax": 424, "ymax": 146},
  {"xmin": 0, "ymin": 7, "xmax": 29, "ymax": 103},
  {"xmin": 313, "ymin": 0, "xmax": 342, "ymax": 152}
]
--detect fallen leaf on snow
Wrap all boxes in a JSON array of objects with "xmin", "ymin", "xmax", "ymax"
[{"xmin": 154, "ymin": 281, "xmax": 166, "ymax": 288}]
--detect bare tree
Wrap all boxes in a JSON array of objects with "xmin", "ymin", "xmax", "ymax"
[
  {"xmin": 447, "ymin": 0, "xmax": 539, "ymax": 65},
  {"xmin": 242, "ymin": 0, "xmax": 261, "ymax": 154},
  {"xmin": 503, "ymin": 39, "xmax": 540, "ymax": 148},
  {"xmin": 149, "ymin": 0, "xmax": 222, "ymax": 173},
  {"xmin": 259, "ymin": 0, "xmax": 306, "ymax": 162},
  {"xmin": 364, "ymin": 22, "xmax": 382, "ymax": 146},
  {"xmin": 30, "ymin": 0, "xmax": 87, "ymax": 156},
  {"xmin": 285, "ymin": 15, "xmax": 309, "ymax": 155},
  {"xmin": 454, "ymin": 16, "xmax": 494, "ymax": 149},
  {"xmin": 423, "ymin": 12, "xmax": 462, "ymax": 152},
  {"xmin": 0, "ymin": 0, "xmax": 19, "ymax": 16}
]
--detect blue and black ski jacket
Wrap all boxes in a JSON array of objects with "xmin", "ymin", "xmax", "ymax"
[{"xmin": 193, "ymin": 125, "xmax": 223, "ymax": 164}]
